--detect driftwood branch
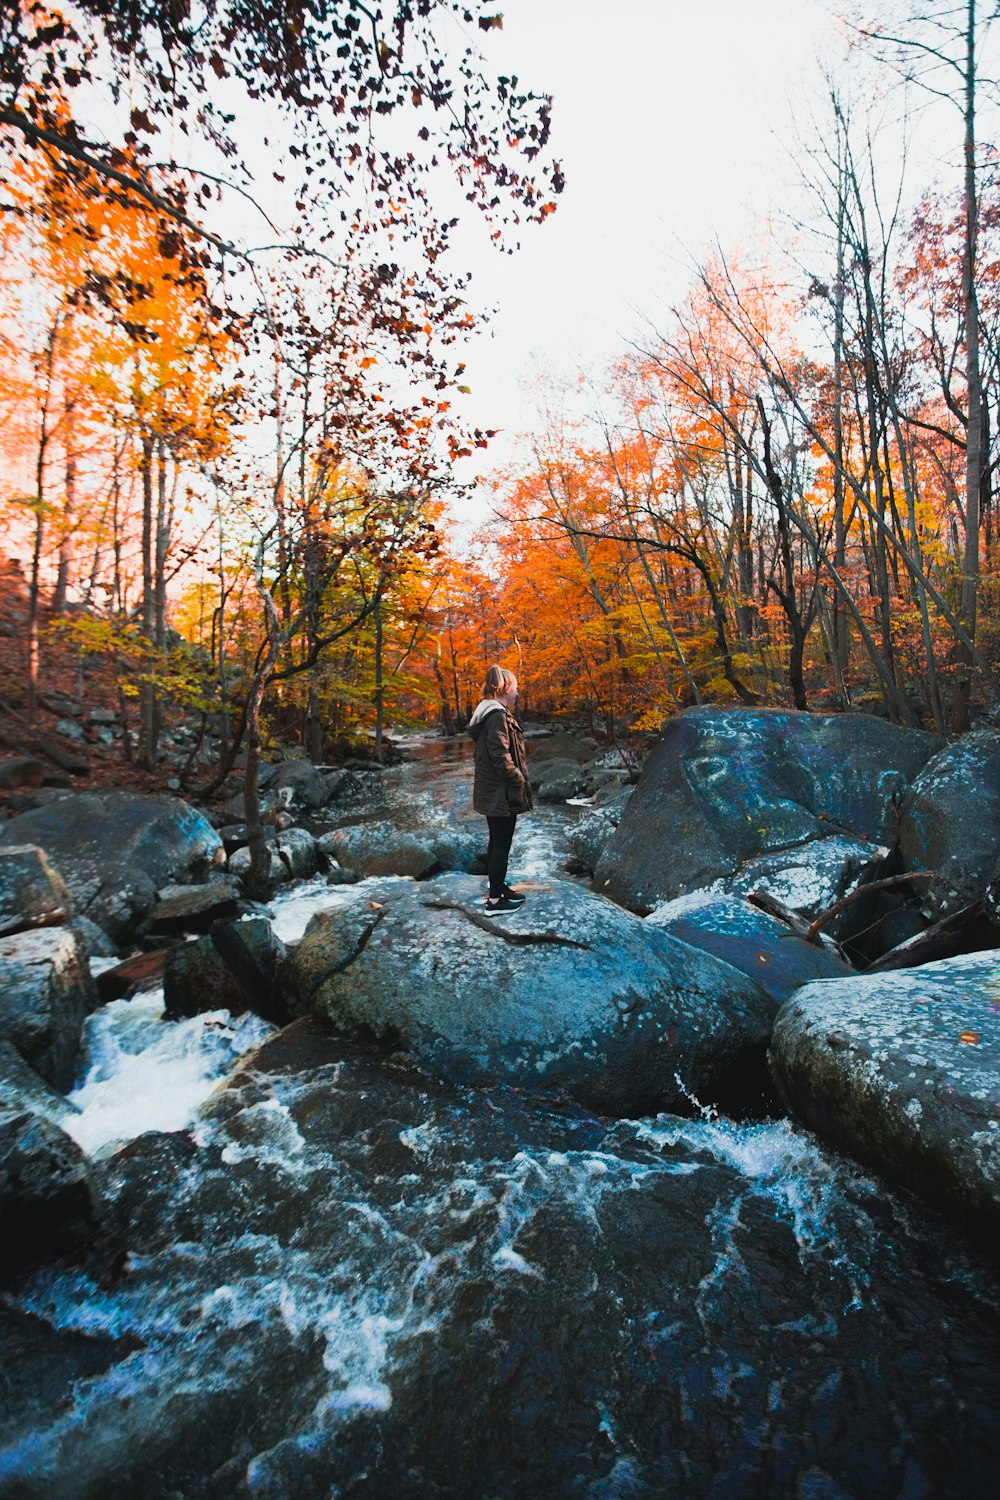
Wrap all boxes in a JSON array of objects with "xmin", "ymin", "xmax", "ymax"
[
  {"xmin": 804, "ymin": 872, "xmax": 937, "ymax": 944},
  {"xmin": 748, "ymin": 871, "xmax": 937, "ymax": 947}
]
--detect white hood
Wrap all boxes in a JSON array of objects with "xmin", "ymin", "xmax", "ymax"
[{"xmin": 469, "ymin": 698, "xmax": 506, "ymax": 728}]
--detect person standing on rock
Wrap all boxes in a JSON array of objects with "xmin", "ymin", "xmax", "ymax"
[{"xmin": 469, "ymin": 664, "xmax": 532, "ymax": 913}]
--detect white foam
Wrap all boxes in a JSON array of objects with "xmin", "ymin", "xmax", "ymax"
[{"xmin": 65, "ymin": 991, "xmax": 274, "ymax": 1157}]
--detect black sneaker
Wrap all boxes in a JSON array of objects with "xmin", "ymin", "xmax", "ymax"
[
  {"xmin": 484, "ymin": 894, "xmax": 523, "ymax": 915},
  {"xmin": 502, "ymin": 884, "xmax": 525, "ymax": 905}
]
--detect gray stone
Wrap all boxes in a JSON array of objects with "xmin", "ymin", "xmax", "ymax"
[
  {"xmin": 534, "ymin": 759, "xmax": 588, "ymax": 802},
  {"xmin": 69, "ymin": 915, "xmax": 119, "ymax": 961},
  {"xmin": 274, "ymin": 828, "xmax": 318, "ymax": 881},
  {"xmin": 164, "ymin": 917, "xmax": 287, "ymax": 1021},
  {"xmin": 318, "ymin": 820, "xmax": 439, "ymax": 879},
  {"xmin": 0, "ymin": 1105, "xmax": 96, "ymax": 1279},
  {"xmin": 227, "ymin": 844, "xmax": 290, "ymax": 888},
  {"xmin": 594, "ymin": 707, "xmax": 942, "ymax": 913},
  {"xmin": 0, "ymin": 792, "xmax": 225, "ymax": 942},
  {"xmin": 647, "ymin": 892, "xmax": 853, "ymax": 1010},
  {"xmin": 425, "ymin": 824, "xmax": 486, "ymax": 874},
  {"xmin": 770, "ymin": 951, "xmax": 1000, "ymax": 1233},
  {"xmin": 0, "ymin": 845, "xmax": 72, "ymax": 937},
  {"xmin": 285, "ymin": 872, "xmax": 775, "ymax": 1116},
  {"xmin": 55, "ymin": 718, "xmax": 86, "ymax": 742},
  {"xmin": 529, "ymin": 731, "xmax": 589, "ymax": 764},
  {"xmin": 0, "ymin": 926, "xmax": 97, "ymax": 1090},
  {"xmin": 270, "ymin": 760, "xmax": 332, "ymax": 810},
  {"xmin": 87, "ymin": 707, "xmax": 118, "ymax": 726},
  {"xmin": 0, "ymin": 1039, "xmax": 80, "ymax": 1126},
  {"xmin": 899, "ymin": 731, "xmax": 1000, "ymax": 917}
]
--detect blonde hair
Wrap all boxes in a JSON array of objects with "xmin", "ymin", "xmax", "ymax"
[{"xmin": 484, "ymin": 663, "xmax": 517, "ymax": 699}]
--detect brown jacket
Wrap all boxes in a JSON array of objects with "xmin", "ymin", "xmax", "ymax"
[{"xmin": 469, "ymin": 701, "xmax": 533, "ymax": 817}]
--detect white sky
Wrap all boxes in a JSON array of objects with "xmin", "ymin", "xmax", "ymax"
[{"xmin": 448, "ymin": 0, "xmax": 844, "ymax": 487}]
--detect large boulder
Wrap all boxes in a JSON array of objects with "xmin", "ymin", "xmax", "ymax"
[
  {"xmin": 0, "ymin": 792, "xmax": 224, "ymax": 942},
  {"xmin": 647, "ymin": 892, "xmax": 853, "ymax": 1009},
  {"xmin": 0, "ymin": 844, "xmax": 72, "ymax": 937},
  {"xmin": 899, "ymin": 731, "xmax": 1000, "ymax": 918},
  {"xmin": 770, "ymin": 951, "xmax": 1000, "ymax": 1234},
  {"xmin": 0, "ymin": 926, "xmax": 97, "ymax": 1090},
  {"xmin": 285, "ymin": 872, "xmax": 776, "ymax": 1115},
  {"xmin": 594, "ymin": 707, "xmax": 942, "ymax": 912}
]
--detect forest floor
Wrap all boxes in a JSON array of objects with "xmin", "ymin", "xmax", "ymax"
[{"xmin": 0, "ymin": 555, "xmax": 197, "ymax": 804}]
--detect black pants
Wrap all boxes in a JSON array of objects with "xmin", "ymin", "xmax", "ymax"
[{"xmin": 485, "ymin": 814, "xmax": 517, "ymax": 897}]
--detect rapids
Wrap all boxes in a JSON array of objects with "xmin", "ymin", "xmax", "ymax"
[{"xmin": 2, "ymin": 735, "xmax": 999, "ymax": 1500}]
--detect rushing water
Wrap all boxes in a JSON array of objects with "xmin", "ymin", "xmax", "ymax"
[{"xmin": 3, "ymin": 736, "xmax": 1000, "ymax": 1500}]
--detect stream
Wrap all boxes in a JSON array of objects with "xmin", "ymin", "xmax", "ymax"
[{"xmin": 3, "ymin": 738, "xmax": 1000, "ymax": 1499}]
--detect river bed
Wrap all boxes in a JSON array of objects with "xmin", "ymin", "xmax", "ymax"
[{"xmin": 3, "ymin": 737, "xmax": 1000, "ymax": 1499}]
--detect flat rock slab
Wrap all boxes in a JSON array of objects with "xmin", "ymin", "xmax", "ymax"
[
  {"xmin": 285, "ymin": 872, "xmax": 775, "ymax": 1116},
  {"xmin": 770, "ymin": 951, "xmax": 1000, "ymax": 1234},
  {"xmin": 594, "ymin": 707, "xmax": 941, "ymax": 912},
  {"xmin": 146, "ymin": 881, "xmax": 242, "ymax": 933},
  {"xmin": 647, "ymin": 892, "xmax": 853, "ymax": 1010}
]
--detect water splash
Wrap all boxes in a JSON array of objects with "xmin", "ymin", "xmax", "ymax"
[{"xmin": 64, "ymin": 990, "xmax": 274, "ymax": 1157}]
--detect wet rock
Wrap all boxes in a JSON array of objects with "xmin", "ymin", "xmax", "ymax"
[
  {"xmin": 594, "ymin": 706, "xmax": 942, "ymax": 913},
  {"xmin": 318, "ymin": 819, "xmax": 440, "ymax": 879},
  {"xmin": 285, "ymin": 872, "xmax": 776, "ymax": 1116},
  {"xmin": 0, "ymin": 844, "xmax": 72, "ymax": 937},
  {"xmin": 0, "ymin": 1105, "xmax": 97, "ymax": 1280},
  {"xmin": 647, "ymin": 892, "xmax": 853, "ymax": 1010},
  {"xmin": 9, "ymin": 1018, "xmax": 996, "ymax": 1498},
  {"xmin": 271, "ymin": 759, "xmax": 333, "ymax": 810},
  {"xmin": 145, "ymin": 881, "xmax": 242, "ymax": 934},
  {"xmin": 0, "ymin": 1038, "xmax": 80, "ymax": 1127},
  {"xmin": 725, "ymin": 835, "xmax": 889, "ymax": 918},
  {"xmin": 0, "ymin": 791, "xmax": 225, "ymax": 942},
  {"xmin": 164, "ymin": 917, "xmax": 287, "ymax": 1023},
  {"xmin": 899, "ymin": 730, "xmax": 1000, "ymax": 918},
  {"xmin": 563, "ymin": 809, "xmax": 617, "ymax": 876},
  {"xmin": 770, "ymin": 951, "xmax": 1000, "ymax": 1234},
  {"xmin": 0, "ymin": 925, "xmax": 97, "ymax": 1089},
  {"xmin": 69, "ymin": 915, "xmax": 119, "ymax": 962}
]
